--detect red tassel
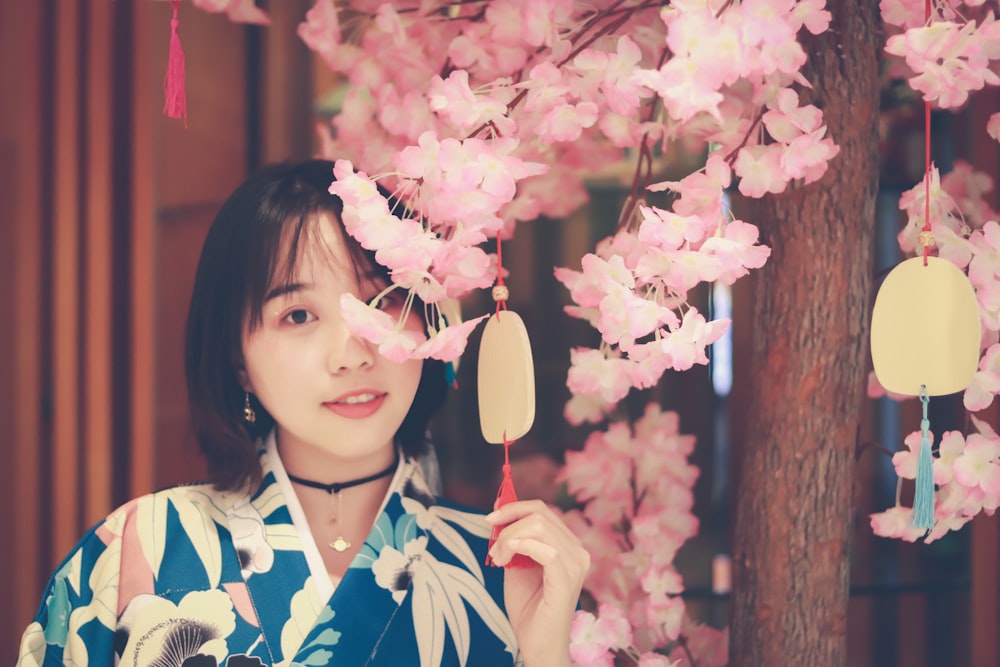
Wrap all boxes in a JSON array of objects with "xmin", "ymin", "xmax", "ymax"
[
  {"xmin": 163, "ymin": 0, "xmax": 188, "ymax": 127},
  {"xmin": 486, "ymin": 440, "xmax": 534, "ymax": 568}
]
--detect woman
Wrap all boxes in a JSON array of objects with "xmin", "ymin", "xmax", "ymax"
[{"xmin": 16, "ymin": 160, "xmax": 588, "ymax": 666}]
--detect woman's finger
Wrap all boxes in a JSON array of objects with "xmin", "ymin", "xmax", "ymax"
[{"xmin": 487, "ymin": 500, "xmax": 582, "ymax": 545}]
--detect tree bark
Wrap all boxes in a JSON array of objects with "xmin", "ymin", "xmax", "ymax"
[{"xmin": 730, "ymin": 3, "xmax": 883, "ymax": 666}]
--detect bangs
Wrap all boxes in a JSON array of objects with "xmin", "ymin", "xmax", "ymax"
[{"xmin": 243, "ymin": 206, "xmax": 392, "ymax": 333}]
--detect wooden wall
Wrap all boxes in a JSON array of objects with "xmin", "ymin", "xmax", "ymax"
[
  {"xmin": 1, "ymin": 0, "xmax": 44, "ymax": 659},
  {"xmin": 1, "ymin": 0, "xmax": 315, "ymax": 657}
]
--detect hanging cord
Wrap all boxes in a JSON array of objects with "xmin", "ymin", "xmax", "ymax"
[
  {"xmin": 493, "ymin": 233, "xmax": 508, "ymax": 314},
  {"xmin": 919, "ymin": 0, "xmax": 933, "ymax": 265}
]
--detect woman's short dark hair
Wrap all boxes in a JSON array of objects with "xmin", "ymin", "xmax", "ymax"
[{"xmin": 184, "ymin": 159, "xmax": 447, "ymax": 492}]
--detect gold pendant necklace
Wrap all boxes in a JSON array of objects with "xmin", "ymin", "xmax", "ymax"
[
  {"xmin": 285, "ymin": 453, "xmax": 399, "ymax": 554},
  {"xmin": 329, "ymin": 491, "xmax": 350, "ymax": 552}
]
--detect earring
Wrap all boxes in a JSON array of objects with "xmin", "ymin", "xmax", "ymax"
[{"xmin": 243, "ymin": 392, "xmax": 256, "ymax": 424}]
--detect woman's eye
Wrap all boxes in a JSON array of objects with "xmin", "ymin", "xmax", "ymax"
[
  {"xmin": 283, "ymin": 309, "xmax": 316, "ymax": 325},
  {"xmin": 370, "ymin": 293, "xmax": 402, "ymax": 313}
]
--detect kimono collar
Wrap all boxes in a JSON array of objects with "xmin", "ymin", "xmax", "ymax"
[{"xmin": 260, "ymin": 432, "xmax": 419, "ymax": 601}]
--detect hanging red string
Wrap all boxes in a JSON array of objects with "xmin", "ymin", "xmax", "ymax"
[
  {"xmin": 163, "ymin": 0, "xmax": 189, "ymax": 127},
  {"xmin": 920, "ymin": 0, "xmax": 932, "ymax": 265},
  {"xmin": 494, "ymin": 233, "xmax": 508, "ymax": 314}
]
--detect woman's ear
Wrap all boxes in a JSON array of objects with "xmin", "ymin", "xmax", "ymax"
[{"xmin": 237, "ymin": 368, "xmax": 253, "ymax": 393}]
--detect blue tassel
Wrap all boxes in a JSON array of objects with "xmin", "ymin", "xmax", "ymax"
[
  {"xmin": 912, "ymin": 387, "xmax": 935, "ymax": 529},
  {"xmin": 444, "ymin": 361, "xmax": 458, "ymax": 389}
]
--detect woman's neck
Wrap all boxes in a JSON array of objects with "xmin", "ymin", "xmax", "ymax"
[
  {"xmin": 273, "ymin": 433, "xmax": 399, "ymax": 581},
  {"xmin": 275, "ymin": 429, "xmax": 398, "ymax": 485}
]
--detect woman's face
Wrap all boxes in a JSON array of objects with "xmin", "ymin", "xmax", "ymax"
[{"xmin": 240, "ymin": 213, "xmax": 423, "ymax": 470}]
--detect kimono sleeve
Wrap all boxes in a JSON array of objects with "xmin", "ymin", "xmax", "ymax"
[{"xmin": 16, "ymin": 520, "xmax": 123, "ymax": 666}]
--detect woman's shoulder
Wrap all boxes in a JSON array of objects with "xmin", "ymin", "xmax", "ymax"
[{"xmin": 79, "ymin": 481, "xmax": 246, "ymax": 554}]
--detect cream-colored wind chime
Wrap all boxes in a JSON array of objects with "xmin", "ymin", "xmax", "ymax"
[
  {"xmin": 479, "ymin": 235, "xmax": 536, "ymax": 568},
  {"xmin": 870, "ymin": 0, "xmax": 980, "ymax": 529}
]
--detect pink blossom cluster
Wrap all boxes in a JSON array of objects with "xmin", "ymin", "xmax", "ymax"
[
  {"xmin": 870, "ymin": 415, "xmax": 1000, "ymax": 541},
  {"xmin": 260, "ymin": 0, "xmax": 838, "ymax": 377},
  {"xmin": 198, "ymin": 2, "xmax": 843, "ymax": 428},
  {"xmin": 882, "ymin": 0, "xmax": 1000, "ymax": 109},
  {"xmin": 558, "ymin": 404, "xmax": 726, "ymax": 666}
]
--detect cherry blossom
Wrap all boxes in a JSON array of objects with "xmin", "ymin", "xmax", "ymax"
[
  {"xmin": 988, "ymin": 112, "xmax": 1000, "ymax": 142},
  {"xmin": 557, "ymin": 404, "xmax": 714, "ymax": 661},
  {"xmin": 870, "ymin": 505, "xmax": 928, "ymax": 542},
  {"xmin": 891, "ymin": 429, "xmax": 929, "ymax": 480},
  {"xmin": 965, "ymin": 343, "xmax": 1000, "ymax": 411},
  {"xmin": 952, "ymin": 428, "xmax": 1000, "ymax": 496},
  {"xmin": 192, "ymin": 0, "xmax": 270, "ymax": 25}
]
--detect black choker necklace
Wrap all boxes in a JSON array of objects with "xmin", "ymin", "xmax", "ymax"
[{"xmin": 285, "ymin": 454, "xmax": 399, "ymax": 495}]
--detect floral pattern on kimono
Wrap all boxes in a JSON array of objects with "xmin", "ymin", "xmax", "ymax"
[{"xmin": 16, "ymin": 439, "xmax": 519, "ymax": 666}]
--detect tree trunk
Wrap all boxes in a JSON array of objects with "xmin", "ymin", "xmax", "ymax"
[{"xmin": 730, "ymin": 3, "xmax": 883, "ymax": 666}]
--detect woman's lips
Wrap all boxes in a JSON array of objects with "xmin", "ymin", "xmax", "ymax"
[{"xmin": 323, "ymin": 391, "xmax": 386, "ymax": 419}]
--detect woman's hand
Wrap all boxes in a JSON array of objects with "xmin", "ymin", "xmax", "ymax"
[{"xmin": 486, "ymin": 499, "xmax": 590, "ymax": 667}]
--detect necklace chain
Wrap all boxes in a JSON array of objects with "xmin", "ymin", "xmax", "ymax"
[{"xmin": 286, "ymin": 454, "xmax": 398, "ymax": 552}]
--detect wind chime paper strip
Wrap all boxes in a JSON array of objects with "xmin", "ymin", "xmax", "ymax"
[
  {"xmin": 477, "ymin": 310, "xmax": 535, "ymax": 444},
  {"xmin": 871, "ymin": 256, "xmax": 981, "ymax": 396}
]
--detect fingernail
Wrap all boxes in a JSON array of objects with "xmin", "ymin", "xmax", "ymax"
[{"xmin": 484, "ymin": 511, "xmax": 499, "ymax": 523}]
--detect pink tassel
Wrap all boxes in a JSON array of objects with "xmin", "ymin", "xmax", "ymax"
[{"xmin": 163, "ymin": 0, "xmax": 188, "ymax": 127}]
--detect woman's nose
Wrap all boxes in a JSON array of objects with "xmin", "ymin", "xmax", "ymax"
[{"xmin": 327, "ymin": 320, "xmax": 376, "ymax": 373}]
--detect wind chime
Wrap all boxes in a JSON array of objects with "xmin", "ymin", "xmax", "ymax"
[
  {"xmin": 479, "ymin": 235, "xmax": 536, "ymax": 568},
  {"xmin": 869, "ymin": 0, "xmax": 980, "ymax": 531}
]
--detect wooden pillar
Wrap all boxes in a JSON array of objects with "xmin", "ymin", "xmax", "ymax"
[
  {"xmin": 968, "ymin": 87, "xmax": 1000, "ymax": 667},
  {"xmin": 50, "ymin": 0, "xmax": 84, "ymax": 564},
  {"xmin": 0, "ymin": 0, "xmax": 45, "ymax": 656},
  {"xmin": 130, "ymin": 0, "xmax": 157, "ymax": 499}
]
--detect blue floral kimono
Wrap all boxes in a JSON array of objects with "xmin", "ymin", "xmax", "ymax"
[{"xmin": 16, "ymin": 437, "xmax": 519, "ymax": 666}]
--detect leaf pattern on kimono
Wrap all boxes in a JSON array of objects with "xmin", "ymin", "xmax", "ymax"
[
  {"xmin": 174, "ymin": 490, "xmax": 225, "ymax": 588},
  {"xmin": 70, "ymin": 535, "xmax": 121, "ymax": 631},
  {"xmin": 16, "ymin": 622, "xmax": 46, "ymax": 665},
  {"xmin": 381, "ymin": 540, "xmax": 516, "ymax": 667},
  {"xmin": 264, "ymin": 524, "xmax": 303, "ymax": 551},
  {"xmin": 134, "ymin": 488, "xmax": 226, "ymax": 587},
  {"xmin": 66, "ymin": 540, "xmax": 83, "ymax": 595},
  {"xmin": 250, "ymin": 475, "xmax": 286, "ymax": 518},
  {"xmin": 276, "ymin": 577, "xmax": 326, "ymax": 667},
  {"xmin": 134, "ymin": 494, "xmax": 169, "ymax": 580},
  {"xmin": 434, "ymin": 559, "xmax": 517, "ymax": 658},
  {"xmin": 432, "ymin": 505, "xmax": 492, "ymax": 539},
  {"xmin": 401, "ymin": 497, "xmax": 486, "ymax": 585},
  {"xmin": 412, "ymin": 582, "xmax": 448, "ymax": 667},
  {"xmin": 352, "ymin": 510, "xmax": 420, "ymax": 570},
  {"xmin": 293, "ymin": 619, "xmax": 341, "ymax": 667}
]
